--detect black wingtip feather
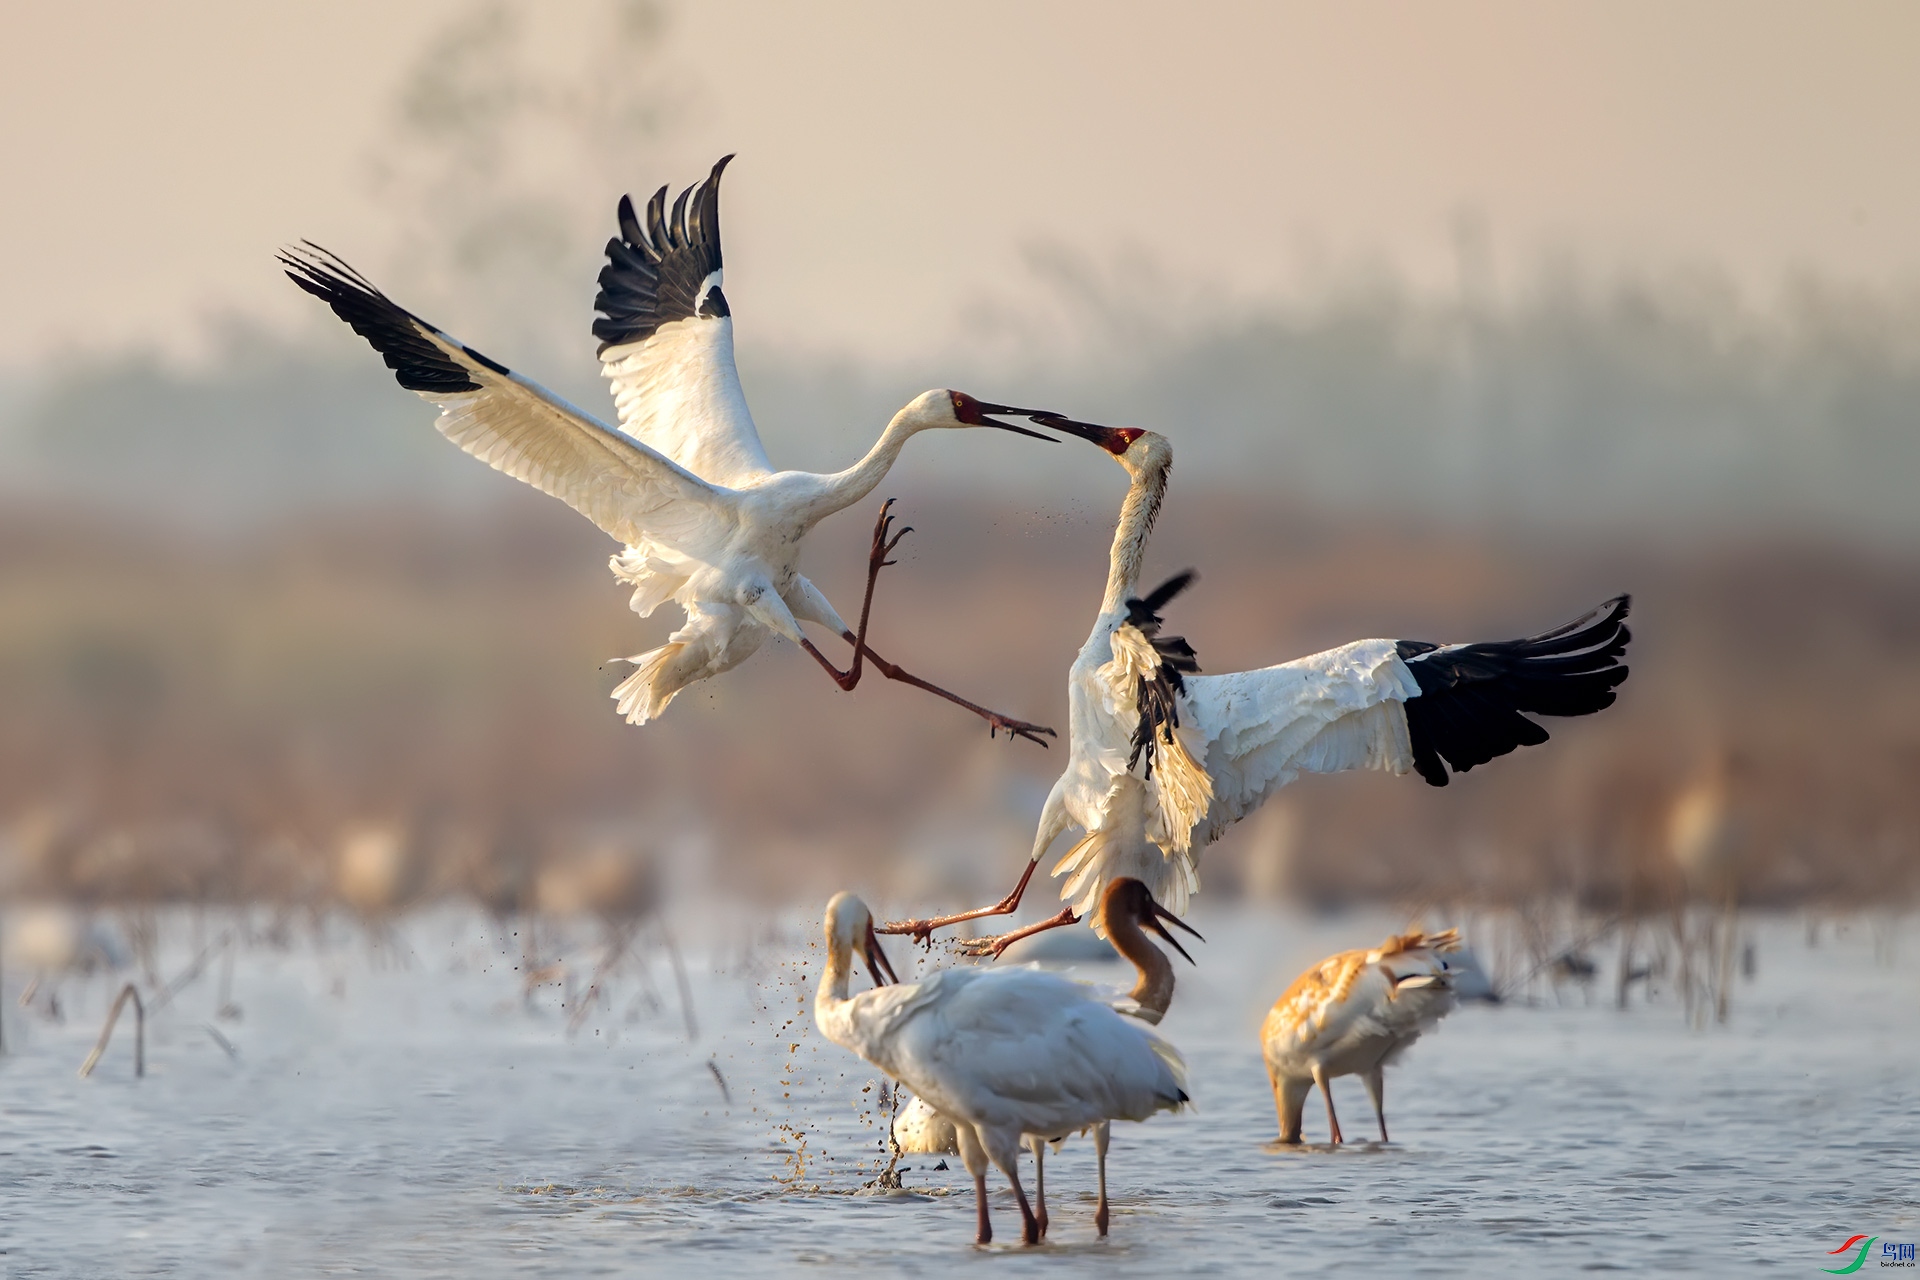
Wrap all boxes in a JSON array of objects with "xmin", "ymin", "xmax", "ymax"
[
  {"xmin": 1398, "ymin": 595, "xmax": 1632, "ymax": 787},
  {"xmin": 594, "ymin": 156, "xmax": 733, "ymax": 354},
  {"xmin": 280, "ymin": 245, "xmax": 482, "ymax": 395}
]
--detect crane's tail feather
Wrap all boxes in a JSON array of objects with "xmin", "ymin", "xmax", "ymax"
[
  {"xmin": 1053, "ymin": 825, "xmax": 1199, "ymax": 936},
  {"xmin": 1148, "ymin": 1034, "xmax": 1192, "ymax": 1112},
  {"xmin": 610, "ymin": 642, "xmax": 688, "ymax": 725}
]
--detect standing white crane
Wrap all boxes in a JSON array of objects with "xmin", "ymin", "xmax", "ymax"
[
  {"xmin": 815, "ymin": 889, "xmax": 1188, "ymax": 1245},
  {"xmin": 883, "ymin": 422, "xmax": 1631, "ymax": 953},
  {"xmin": 888, "ymin": 876, "xmax": 1200, "ymax": 1238},
  {"xmin": 1261, "ymin": 927, "xmax": 1461, "ymax": 1144},
  {"xmin": 283, "ymin": 156, "xmax": 1065, "ymax": 742}
]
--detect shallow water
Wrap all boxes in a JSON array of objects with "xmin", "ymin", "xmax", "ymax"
[{"xmin": 2, "ymin": 906, "xmax": 1915, "ymax": 1277}]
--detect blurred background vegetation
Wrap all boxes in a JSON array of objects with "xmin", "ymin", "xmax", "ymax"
[{"xmin": 2, "ymin": 1, "xmax": 1915, "ymax": 920}]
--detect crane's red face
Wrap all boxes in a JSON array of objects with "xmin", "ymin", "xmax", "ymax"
[{"xmin": 1026, "ymin": 413, "xmax": 1147, "ymax": 456}]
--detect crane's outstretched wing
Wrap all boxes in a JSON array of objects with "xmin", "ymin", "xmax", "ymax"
[
  {"xmin": 593, "ymin": 155, "xmax": 773, "ymax": 487},
  {"xmin": 1394, "ymin": 594, "xmax": 1632, "ymax": 786},
  {"xmin": 1187, "ymin": 596, "xmax": 1631, "ymax": 845},
  {"xmin": 283, "ymin": 245, "xmax": 736, "ymax": 555}
]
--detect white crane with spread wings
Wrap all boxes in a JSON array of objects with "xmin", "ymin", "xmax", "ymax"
[
  {"xmin": 884, "ymin": 420, "xmax": 1631, "ymax": 952},
  {"xmin": 284, "ymin": 157, "xmax": 1068, "ymax": 742}
]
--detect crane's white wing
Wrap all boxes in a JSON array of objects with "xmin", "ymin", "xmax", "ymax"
[
  {"xmin": 1188, "ymin": 595, "xmax": 1632, "ymax": 843},
  {"xmin": 1187, "ymin": 637, "xmax": 1422, "ymax": 846},
  {"xmin": 885, "ymin": 968, "xmax": 1187, "ymax": 1137},
  {"xmin": 593, "ymin": 156, "xmax": 774, "ymax": 487},
  {"xmin": 284, "ymin": 246, "xmax": 736, "ymax": 556}
]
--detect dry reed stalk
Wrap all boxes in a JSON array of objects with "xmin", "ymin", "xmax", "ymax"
[
  {"xmin": 663, "ymin": 928, "xmax": 697, "ymax": 1042},
  {"xmin": 78, "ymin": 982, "xmax": 144, "ymax": 1079},
  {"xmin": 203, "ymin": 1023, "xmax": 239, "ymax": 1061},
  {"xmin": 1615, "ymin": 919, "xmax": 1639, "ymax": 1010},
  {"xmin": 1713, "ymin": 899, "xmax": 1738, "ymax": 1024},
  {"xmin": 565, "ymin": 920, "xmax": 638, "ymax": 1035},
  {"xmin": 147, "ymin": 935, "xmax": 223, "ymax": 1015}
]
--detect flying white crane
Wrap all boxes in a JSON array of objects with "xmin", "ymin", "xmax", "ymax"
[
  {"xmin": 1261, "ymin": 927, "xmax": 1460, "ymax": 1144},
  {"xmin": 283, "ymin": 156, "xmax": 1065, "ymax": 742},
  {"xmin": 889, "ymin": 876, "xmax": 1200, "ymax": 1238},
  {"xmin": 815, "ymin": 889, "xmax": 1188, "ymax": 1245},
  {"xmin": 883, "ymin": 422, "xmax": 1631, "ymax": 953}
]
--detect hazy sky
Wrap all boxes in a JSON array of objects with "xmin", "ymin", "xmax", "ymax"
[{"xmin": 4, "ymin": 1, "xmax": 1917, "ymax": 370}]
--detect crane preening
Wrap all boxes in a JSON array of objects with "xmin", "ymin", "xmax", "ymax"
[
  {"xmin": 883, "ymin": 420, "xmax": 1632, "ymax": 953},
  {"xmin": 1261, "ymin": 927, "xmax": 1461, "ymax": 1144},
  {"xmin": 284, "ymin": 156, "xmax": 1092, "ymax": 744}
]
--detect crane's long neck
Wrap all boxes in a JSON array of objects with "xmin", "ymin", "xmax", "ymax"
[
  {"xmin": 1100, "ymin": 456, "xmax": 1169, "ymax": 616},
  {"xmin": 1103, "ymin": 906, "xmax": 1176, "ymax": 1022},
  {"xmin": 813, "ymin": 932, "xmax": 858, "ymax": 1043},
  {"xmin": 800, "ymin": 413, "xmax": 921, "ymax": 529}
]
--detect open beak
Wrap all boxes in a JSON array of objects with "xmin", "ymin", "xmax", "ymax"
[
  {"xmin": 863, "ymin": 921, "xmax": 900, "ymax": 988},
  {"xmin": 969, "ymin": 401, "xmax": 1062, "ymax": 442},
  {"xmin": 1143, "ymin": 897, "xmax": 1205, "ymax": 966},
  {"xmin": 1026, "ymin": 412, "xmax": 1146, "ymax": 455}
]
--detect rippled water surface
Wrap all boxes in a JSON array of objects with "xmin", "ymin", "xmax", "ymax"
[{"xmin": 2, "ymin": 907, "xmax": 1915, "ymax": 1277}]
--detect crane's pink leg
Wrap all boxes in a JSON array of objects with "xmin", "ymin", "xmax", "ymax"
[
  {"xmin": 1312, "ymin": 1063, "xmax": 1345, "ymax": 1144},
  {"xmin": 878, "ymin": 857, "xmax": 1042, "ymax": 945},
  {"xmin": 796, "ymin": 499, "xmax": 905, "ymax": 692},
  {"xmin": 798, "ymin": 500, "xmax": 1057, "ymax": 748},
  {"xmin": 954, "ymin": 907, "xmax": 1079, "ymax": 960},
  {"xmin": 1028, "ymin": 1135, "xmax": 1049, "ymax": 1238},
  {"xmin": 1093, "ymin": 1121, "xmax": 1111, "ymax": 1237},
  {"xmin": 956, "ymin": 1123, "xmax": 993, "ymax": 1245}
]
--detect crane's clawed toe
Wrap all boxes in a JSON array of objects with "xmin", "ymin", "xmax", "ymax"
[
  {"xmin": 953, "ymin": 934, "xmax": 1018, "ymax": 961},
  {"xmin": 875, "ymin": 917, "xmax": 938, "ymax": 946},
  {"xmin": 988, "ymin": 716, "xmax": 1057, "ymax": 747}
]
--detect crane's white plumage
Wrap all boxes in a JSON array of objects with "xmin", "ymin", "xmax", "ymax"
[
  {"xmin": 889, "ymin": 423, "xmax": 1629, "ymax": 951},
  {"xmin": 1261, "ymin": 927, "xmax": 1461, "ymax": 1144},
  {"xmin": 816, "ymin": 891, "xmax": 1185, "ymax": 1245},
  {"xmin": 284, "ymin": 157, "xmax": 1061, "ymax": 736},
  {"xmin": 886, "ymin": 876, "xmax": 1197, "ymax": 1240},
  {"xmin": 601, "ymin": 312, "xmax": 772, "ymax": 487}
]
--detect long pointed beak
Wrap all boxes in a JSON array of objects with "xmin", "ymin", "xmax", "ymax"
[
  {"xmin": 985, "ymin": 419, "xmax": 1059, "ymax": 442},
  {"xmin": 970, "ymin": 402, "xmax": 1061, "ymax": 442},
  {"xmin": 863, "ymin": 922, "xmax": 900, "ymax": 987},
  {"xmin": 1145, "ymin": 898, "xmax": 1205, "ymax": 965},
  {"xmin": 1026, "ymin": 413, "xmax": 1146, "ymax": 455}
]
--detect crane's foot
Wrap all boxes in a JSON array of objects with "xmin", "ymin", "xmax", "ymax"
[
  {"xmin": 868, "ymin": 497, "xmax": 910, "ymax": 577},
  {"xmin": 837, "ymin": 499, "xmax": 1057, "ymax": 748},
  {"xmin": 953, "ymin": 908, "xmax": 1080, "ymax": 960},
  {"xmin": 986, "ymin": 714, "xmax": 1058, "ymax": 748},
  {"xmin": 881, "ymin": 896, "xmax": 1024, "ymax": 949},
  {"xmin": 879, "ymin": 861, "xmax": 1042, "ymax": 946}
]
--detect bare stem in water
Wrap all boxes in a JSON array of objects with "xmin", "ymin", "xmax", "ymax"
[
  {"xmin": 663, "ymin": 928, "xmax": 698, "ymax": 1042},
  {"xmin": 79, "ymin": 983, "xmax": 144, "ymax": 1079}
]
